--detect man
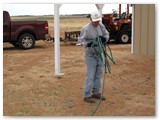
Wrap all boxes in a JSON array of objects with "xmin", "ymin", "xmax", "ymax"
[{"xmin": 78, "ymin": 11, "xmax": 109, "ymax": 103}]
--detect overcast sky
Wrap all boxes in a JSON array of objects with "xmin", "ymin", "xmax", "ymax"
[{"xmin": 2, "ymin": 4, "xmax": 132, "ymax": 16}]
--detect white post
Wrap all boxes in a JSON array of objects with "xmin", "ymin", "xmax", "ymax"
[
  {"xmin": 95, "ymin": 4, "xmax": 104, "ymax": 23},
  {"xmin": 54, "ymin": 4, "xmax": 63, "ymax": 76},
  {"xmin": 95, "ymin": 4, "xmax": 104, "ymax": 14},
  {"xmin": 131, "ymin": 4, "xmax": 134, "ymax": 54}
]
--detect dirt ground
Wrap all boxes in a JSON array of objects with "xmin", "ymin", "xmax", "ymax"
[{"xmin": 3, "ymin": 41, "xmax": 155, "ymax": 116}]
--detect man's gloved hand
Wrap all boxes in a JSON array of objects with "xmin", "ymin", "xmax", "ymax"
[
  {"xmin": 86, "ymin": 42, "xmax": 92, "ymax": 47},
  {"xmin": 99, "ymin": 36, "xmax": 106, "ymax": 44}
]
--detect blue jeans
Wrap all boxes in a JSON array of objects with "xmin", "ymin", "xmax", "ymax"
[{"xmin": 84, "ymin": 55, "xmax": 103, "ymax": 97}]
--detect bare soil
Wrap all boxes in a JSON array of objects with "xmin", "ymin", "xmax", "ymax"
[{"xmin": 3, "ymin": 41, "xmax": 155, "ymax": 116}]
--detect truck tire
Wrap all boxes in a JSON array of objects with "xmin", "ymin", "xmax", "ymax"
[
  {"xmin": 118, "ymin": 31, "xmax": 130, "ymax": 44},
  {"xmin": 18, "ymin": 33, "xmax": 35, "ymax": 49}
]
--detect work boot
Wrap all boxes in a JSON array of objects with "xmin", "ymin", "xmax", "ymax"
[
  {"xmin": 91, "ymin": 93, "xmax": 106, "ymax": 100},
  {"xmin": 84, "ymin": 97, "xmax": 95, "ymax": 103}
]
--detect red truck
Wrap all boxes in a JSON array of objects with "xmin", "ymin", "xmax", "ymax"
[{"xmin": 3, "ymin": 11, "xmax": 49, "ymax": 49}]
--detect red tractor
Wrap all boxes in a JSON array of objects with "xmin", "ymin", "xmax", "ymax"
[{"xmin": 102, "ymin": 4, "xmax": 132, "ymax": 43}]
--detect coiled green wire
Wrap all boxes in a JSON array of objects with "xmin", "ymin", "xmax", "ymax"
[{"xmin": 91, "ymin": 37, "xmax": 116, "ymax": 116}]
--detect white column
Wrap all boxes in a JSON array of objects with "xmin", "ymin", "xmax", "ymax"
[
  {"xmin": 95, "ymin": 4, "xmax": 104, "ymax": 23},
  {"xmin": 54, "ymin": 4, "xmax": 63, "ymax": 76},
  {"xmin": 131, "ymin": 4, "xmax": 134, "ymax": 54},
  {"xmin": 95, "ymin": 4, "xmax": 104, "ymax": 13}
]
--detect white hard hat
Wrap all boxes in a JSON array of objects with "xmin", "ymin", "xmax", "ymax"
[{"xmin": 90, "ymin": 11, "xmax": 102, "ymax": 22}]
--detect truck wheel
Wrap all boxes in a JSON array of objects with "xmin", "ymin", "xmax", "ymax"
[
  {"xmin": 18, "ymin": 33, "xmax": 35, "ymax": 49},
  {"xmin": 118, "ymin": 31, "xmax": 130, "ymax": 44}
]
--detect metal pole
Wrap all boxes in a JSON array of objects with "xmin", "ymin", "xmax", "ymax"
[
  {"xmin": 127, "ymin": 4, "xmax": 129, "ymax": 19},
  {"xmin": 119, "ymin": 4, "xmax": 121, "ymax": 18},
  {"xmin": 54, "ymin": 4, "xmax": 63, "ymax": 76}
]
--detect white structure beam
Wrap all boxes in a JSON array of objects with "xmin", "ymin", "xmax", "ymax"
[
  {"xmin": 131, "ymin": 4, "xmax": 134, "ymax": 54},
  {"xmin": 54, "ymin": 4, "xmax": 63, "ymax": 76},
  {"xmin": 95, "ymin": 4, "xmax": 104, "ymax": 23},
  {"xmin": 95, "ymin": 4, "xmax": 104, "ymax": 14}
]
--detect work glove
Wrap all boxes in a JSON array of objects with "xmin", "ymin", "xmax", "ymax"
[
  {"xmin": 86, "ymin": 42, "xmax": 92, "ymax": 47},
  {"xmin": 99, "ymin": 36, "xmax": 106, "ymax": 44}
]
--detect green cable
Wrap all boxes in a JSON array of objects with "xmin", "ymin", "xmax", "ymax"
[{"xmin": 91, "ymin": 37, "xmax": 115, "ymax": 116}]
